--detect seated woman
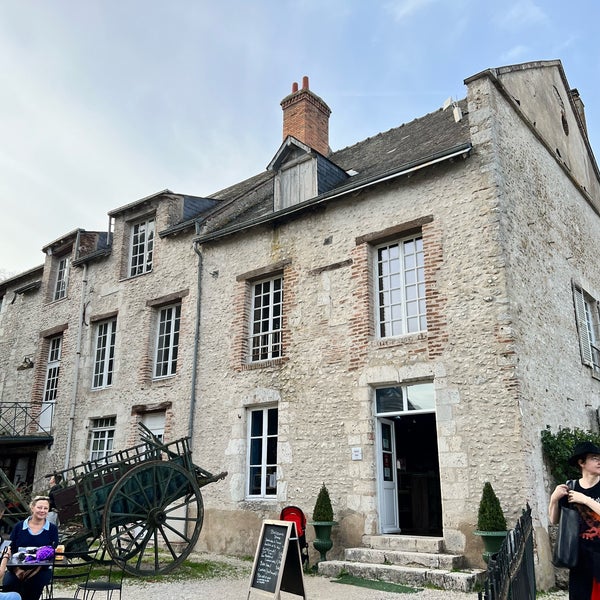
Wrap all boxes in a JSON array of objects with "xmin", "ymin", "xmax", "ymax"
[
  {"xmin": 2, "ymin": 496, "xmax": 58, "ymax": 600},
  {"xmin": 0, "ymin": 548, "xmax": 22, "ymax": 600}
]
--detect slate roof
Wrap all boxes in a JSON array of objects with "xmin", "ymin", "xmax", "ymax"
[{"xmin": 197, "ymin": 98, "xmax": 471, "ymax": 242}]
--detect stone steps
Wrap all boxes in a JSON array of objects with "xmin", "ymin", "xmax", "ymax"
[{"xmin": 317, "ymin": 535, "xmax": 486, "ymax": 593}]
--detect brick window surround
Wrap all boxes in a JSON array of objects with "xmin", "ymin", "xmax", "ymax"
[
  {"xmin": 232, "ymin": 260, "xmax": 293, "ymax": 371},
  {"xmin": 31, "ymin": 323, "xmax": 69, "ymax": 432},
  {"xmin": 140, "ymin": 290, "xmax": 189, "ymax": 383},
  {"xmin": 349, "ymin": 217, "xmax": 447, "ymax": 370}
]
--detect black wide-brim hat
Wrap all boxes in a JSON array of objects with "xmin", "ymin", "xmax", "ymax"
[{"xmin": 568, "ymin": 441, "xmax": 600, "ymax": 466}]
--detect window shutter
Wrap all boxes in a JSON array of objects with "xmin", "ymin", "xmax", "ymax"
[{"xmin": 573, "ymin": 284, "xmax": 593, "ymax": 366}]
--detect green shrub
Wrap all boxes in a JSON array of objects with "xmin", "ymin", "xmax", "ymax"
[
  {"xmin": 312, "ymin": 483, "xmax": 334, "ymax": 522},
  {"xmin": 541, "ymin": 426, "xmax": 600, "ymax": 485},
  {"xmin": 477, "ymin": 482, "xmax": 507, "ymax": 531}
]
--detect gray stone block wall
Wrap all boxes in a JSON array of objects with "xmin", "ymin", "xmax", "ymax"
[{"xmin": 0, "ymin": 63, "xmax": 598, "ymax": 587}]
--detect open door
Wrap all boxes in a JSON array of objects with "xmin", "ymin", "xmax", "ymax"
[
  {"xmin": 375, "ymin": 383, "xmax": 442, "ymax": 537},
  {"xmin": 377, "ymin": 418, "xmax": 399, "ymax": 533},
  {"xmin": 395, "ymin": 413, "xmax": 442, "ymax": 536}
]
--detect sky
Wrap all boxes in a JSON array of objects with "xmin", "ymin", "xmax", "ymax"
[{"xmin": 1, "ymin": 0, "xmax": 599, "ymax": 277}]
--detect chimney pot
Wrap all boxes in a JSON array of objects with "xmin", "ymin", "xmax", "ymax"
[{"xmin": 281, "ymin": 76, "xmax": 331, "ymax": 155}]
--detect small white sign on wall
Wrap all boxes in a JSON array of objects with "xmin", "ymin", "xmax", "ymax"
[{"xmin": 351, "ymin": 447, "xmax": 363, "ymax": 461}]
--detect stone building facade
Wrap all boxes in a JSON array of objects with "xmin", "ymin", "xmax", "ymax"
[{"xmin": 0, "ymin": 60, "xmax": 599, "ymax": 588}]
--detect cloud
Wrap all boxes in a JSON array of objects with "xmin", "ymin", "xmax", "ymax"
[
  {"xmin": 384, "ymin": 0, "xmax": 441, "ymax": 21},
  {"xmin": 498, "ymin": 0, "xmax": 549, "ymax": 30},
  {"xmin": 500, "ymin": 45, "xmax": 531, "ymax": 63}
]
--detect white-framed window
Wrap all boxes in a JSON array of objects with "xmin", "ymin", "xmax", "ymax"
[
  {"xmin": 375, "ymin": 235, "xmax": 426, "ymax": 337},
  {"xmin": 247, "ymin": 407, "xmax": 278, "ymax": 498},
  {"xmin": 53, "ymin": 257, "xmax": 70, "ymax": 301},
  {"xmin": 249, "ymin": 276, "xmax": 283, "ymax": 362},
  {"xmin": 573, "ymin": 284, "xmax": 600, "ymax": 376},
  {"xmin": 39, "ymin": 335, "xmax": 62, "ymax": 430},
  {"xmin": 129, "ymin": 218, "xmax": 155, "ymax": 277},
  {"xmin": 375, "ymin": 382, "xmax": 435, "ymax": 416},
  {"xmin": 154, "ymin": 303, "xmax": 181, "ymax": 379},
  {"xmin": 92, "ymin": 319, "xmax": 117, "ymax": 389},
  {"xmin": 89, "ymin": 417, "xmax": 116, "ymax": 462}
]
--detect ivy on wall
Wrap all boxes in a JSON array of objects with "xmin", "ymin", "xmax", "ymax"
[{"xmin": 541, "ymin": 425, "xmax": 600, "ymax": 485}]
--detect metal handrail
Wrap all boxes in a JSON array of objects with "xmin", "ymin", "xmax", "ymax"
[{"xmin": 0, "ymin": 402, "xmax": 53, "ymax": 438}]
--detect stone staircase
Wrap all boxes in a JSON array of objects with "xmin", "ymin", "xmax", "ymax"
[{"xmin": 317, "ymin": 535, "xmax": 486, "ymax": 592}]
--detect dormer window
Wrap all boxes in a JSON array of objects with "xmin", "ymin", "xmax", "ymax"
[
  {"xmin": 268, "ymin": 137, "xmax": 348, "ymax": 212},
  {"xmin": 275, "ymin": 153, "xmax": 316, "ymax": 210},
  {"xmin": 129, "ymin": 217, "xmax": 155, "ymax": 277},
  {"xmin": 53, "ymin": 256, "xmax": 70, "ymax": 301}
]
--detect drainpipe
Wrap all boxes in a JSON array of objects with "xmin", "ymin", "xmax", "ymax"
[
  {"xmin": 64, "ymin": 260, "xmax": 88, "ymax": 470},
  {"xmin": 189, "ymin": 237, "xmax": 203, "ymax": 439}
]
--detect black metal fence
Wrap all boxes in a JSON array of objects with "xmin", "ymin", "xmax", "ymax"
[
  {"xmin": 0, "ymin": 401, "xmax": 53, "ymax": 438},
  {"xmin": 479, "ymin": 504, "xmax": 536, "ymax": 600}
]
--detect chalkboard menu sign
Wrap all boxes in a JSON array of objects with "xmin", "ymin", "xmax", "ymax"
[{"xmin": 248, "ymin": 520, "xmax": 306, "ymax": 599}]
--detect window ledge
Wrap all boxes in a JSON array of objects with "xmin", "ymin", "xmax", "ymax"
[
  {"xmin": 151, "ymin": 374, "xmax": 177, "ymax": 384},
  {"xmin": 46, "ymin": 296, "xmax": 68, "ymax": 306},
  {"xmin": 372, "ymin": 332, "xmax": 428, "ymax": 348},
  {"xmin": 241, "ymin": 357, "xmax": 289, "ymax": 371},
  {"xmin": 240, "ymin": 499, "xmax": 278, "ymax": 509},
  {"xmin": 120, "ymin": 270, "xmax": 152, "ymax": 283}
]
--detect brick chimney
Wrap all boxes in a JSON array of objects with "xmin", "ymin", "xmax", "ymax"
[{"xmin": 281, "ymin": 76, "xmax": 331, "ymax": 156}]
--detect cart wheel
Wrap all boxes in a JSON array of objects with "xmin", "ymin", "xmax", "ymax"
[{"xmin": 102, "ymin": 460, "xmax": 204, "ymax": 576}]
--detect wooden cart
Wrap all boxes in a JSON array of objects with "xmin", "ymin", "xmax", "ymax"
[{"xmin": 47, "ymin": 424, "xmax": 226, "ymax": 576}]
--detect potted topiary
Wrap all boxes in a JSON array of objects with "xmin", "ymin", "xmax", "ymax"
[
  {"xmin": 473, "ymin": 481, "xmax": 508, "ymax": 563},
  {"xmin": 309, "ymin": 483, "xmax": 337, "ymax": 563}
]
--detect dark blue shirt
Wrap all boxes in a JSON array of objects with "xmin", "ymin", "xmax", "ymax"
[{"xmin": 9, "ymin": 518, "xmax": 59, "ymax": 553}]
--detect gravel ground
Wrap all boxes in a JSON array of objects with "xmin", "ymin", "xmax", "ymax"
[
  {"xmin": 53, "ymin": 553, "xmax": 569, "ymax": 600},
  {"xmin": 103, "ymin": 577, "xmax": 569, "ymax": 599}
]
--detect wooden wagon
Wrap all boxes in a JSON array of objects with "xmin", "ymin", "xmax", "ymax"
[{"xmin": 45, "ymin": 424, "xmax": 226, "ymax": 576}]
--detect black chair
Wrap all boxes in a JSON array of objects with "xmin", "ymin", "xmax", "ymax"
[
  {"xmin": 73, "ymin": 547, "xmax": 124, "ymax": 600},
  {"xmin": 45, "ymin": 548, "xmax": 99, "ymax": 600}
]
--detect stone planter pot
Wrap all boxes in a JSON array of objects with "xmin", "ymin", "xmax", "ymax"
[
  {"xmin": 310, "ymin": 521, "xmax": 337, "ymax": 562},
  {"xmin": 474, "ymin": 530, "xmax": 509, "ymax": 563}
]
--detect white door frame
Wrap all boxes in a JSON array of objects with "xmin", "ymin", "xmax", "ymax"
[{"xmin": 376, "ymin": 417, "xmax": 400, "ymax": 533}]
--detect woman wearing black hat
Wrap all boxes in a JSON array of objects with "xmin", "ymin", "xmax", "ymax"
[{"xmin": 549, "ymin": 441, "xmax": 600, "ymax": 599}]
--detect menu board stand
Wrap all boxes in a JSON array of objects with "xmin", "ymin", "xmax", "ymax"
[{"xmin": 247, "ymin": 519, "xmax": 307, "ymax": 599}]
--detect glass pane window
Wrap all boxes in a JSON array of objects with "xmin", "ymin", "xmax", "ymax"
[
  {"xmin": 53, "ymin": 257, "xmax": 70, "ymax": 301},
  {"xmin": 376, "ymin": 382, "xmax": 435, "ymax": 415},
  {"xmin": 40, "ymin": 336, "xmax": 62, "ymax": 430},
  {"xmin": 92, "ymin": 319, "xmax": 117, "ymax": 389},
  {"xmin": 129, "ymin": 218, "xmax": 155, "ymax": 277},
  {"xmin": 249, "ymin": 277, "xmax": 283, "ymax": 362},
  {"xmin": 584, "ymin": 298, "xmax": 600, "ymax": 370},
  {"xmin": 89, "ymin": 417, "xmax": 116, "ymax": 462},
  {"xmin": 247, "ymin": 407, "xmax": 278, "ymax": 498},
  {"xmin": 376, "ymin": 236, "xmax": 426, "ymax": 337},
  {"xmin": 573, "ymin": 285, "xmax": 600, "ymax": 373},
  {"xmin": 154, "ymin": 304, "xmax": 181, "ymax": 379}
]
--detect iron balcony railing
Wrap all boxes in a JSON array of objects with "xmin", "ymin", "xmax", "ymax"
[{"xmin": 0, "ymin": 402, "xmax": 53, "ymax": 440}]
